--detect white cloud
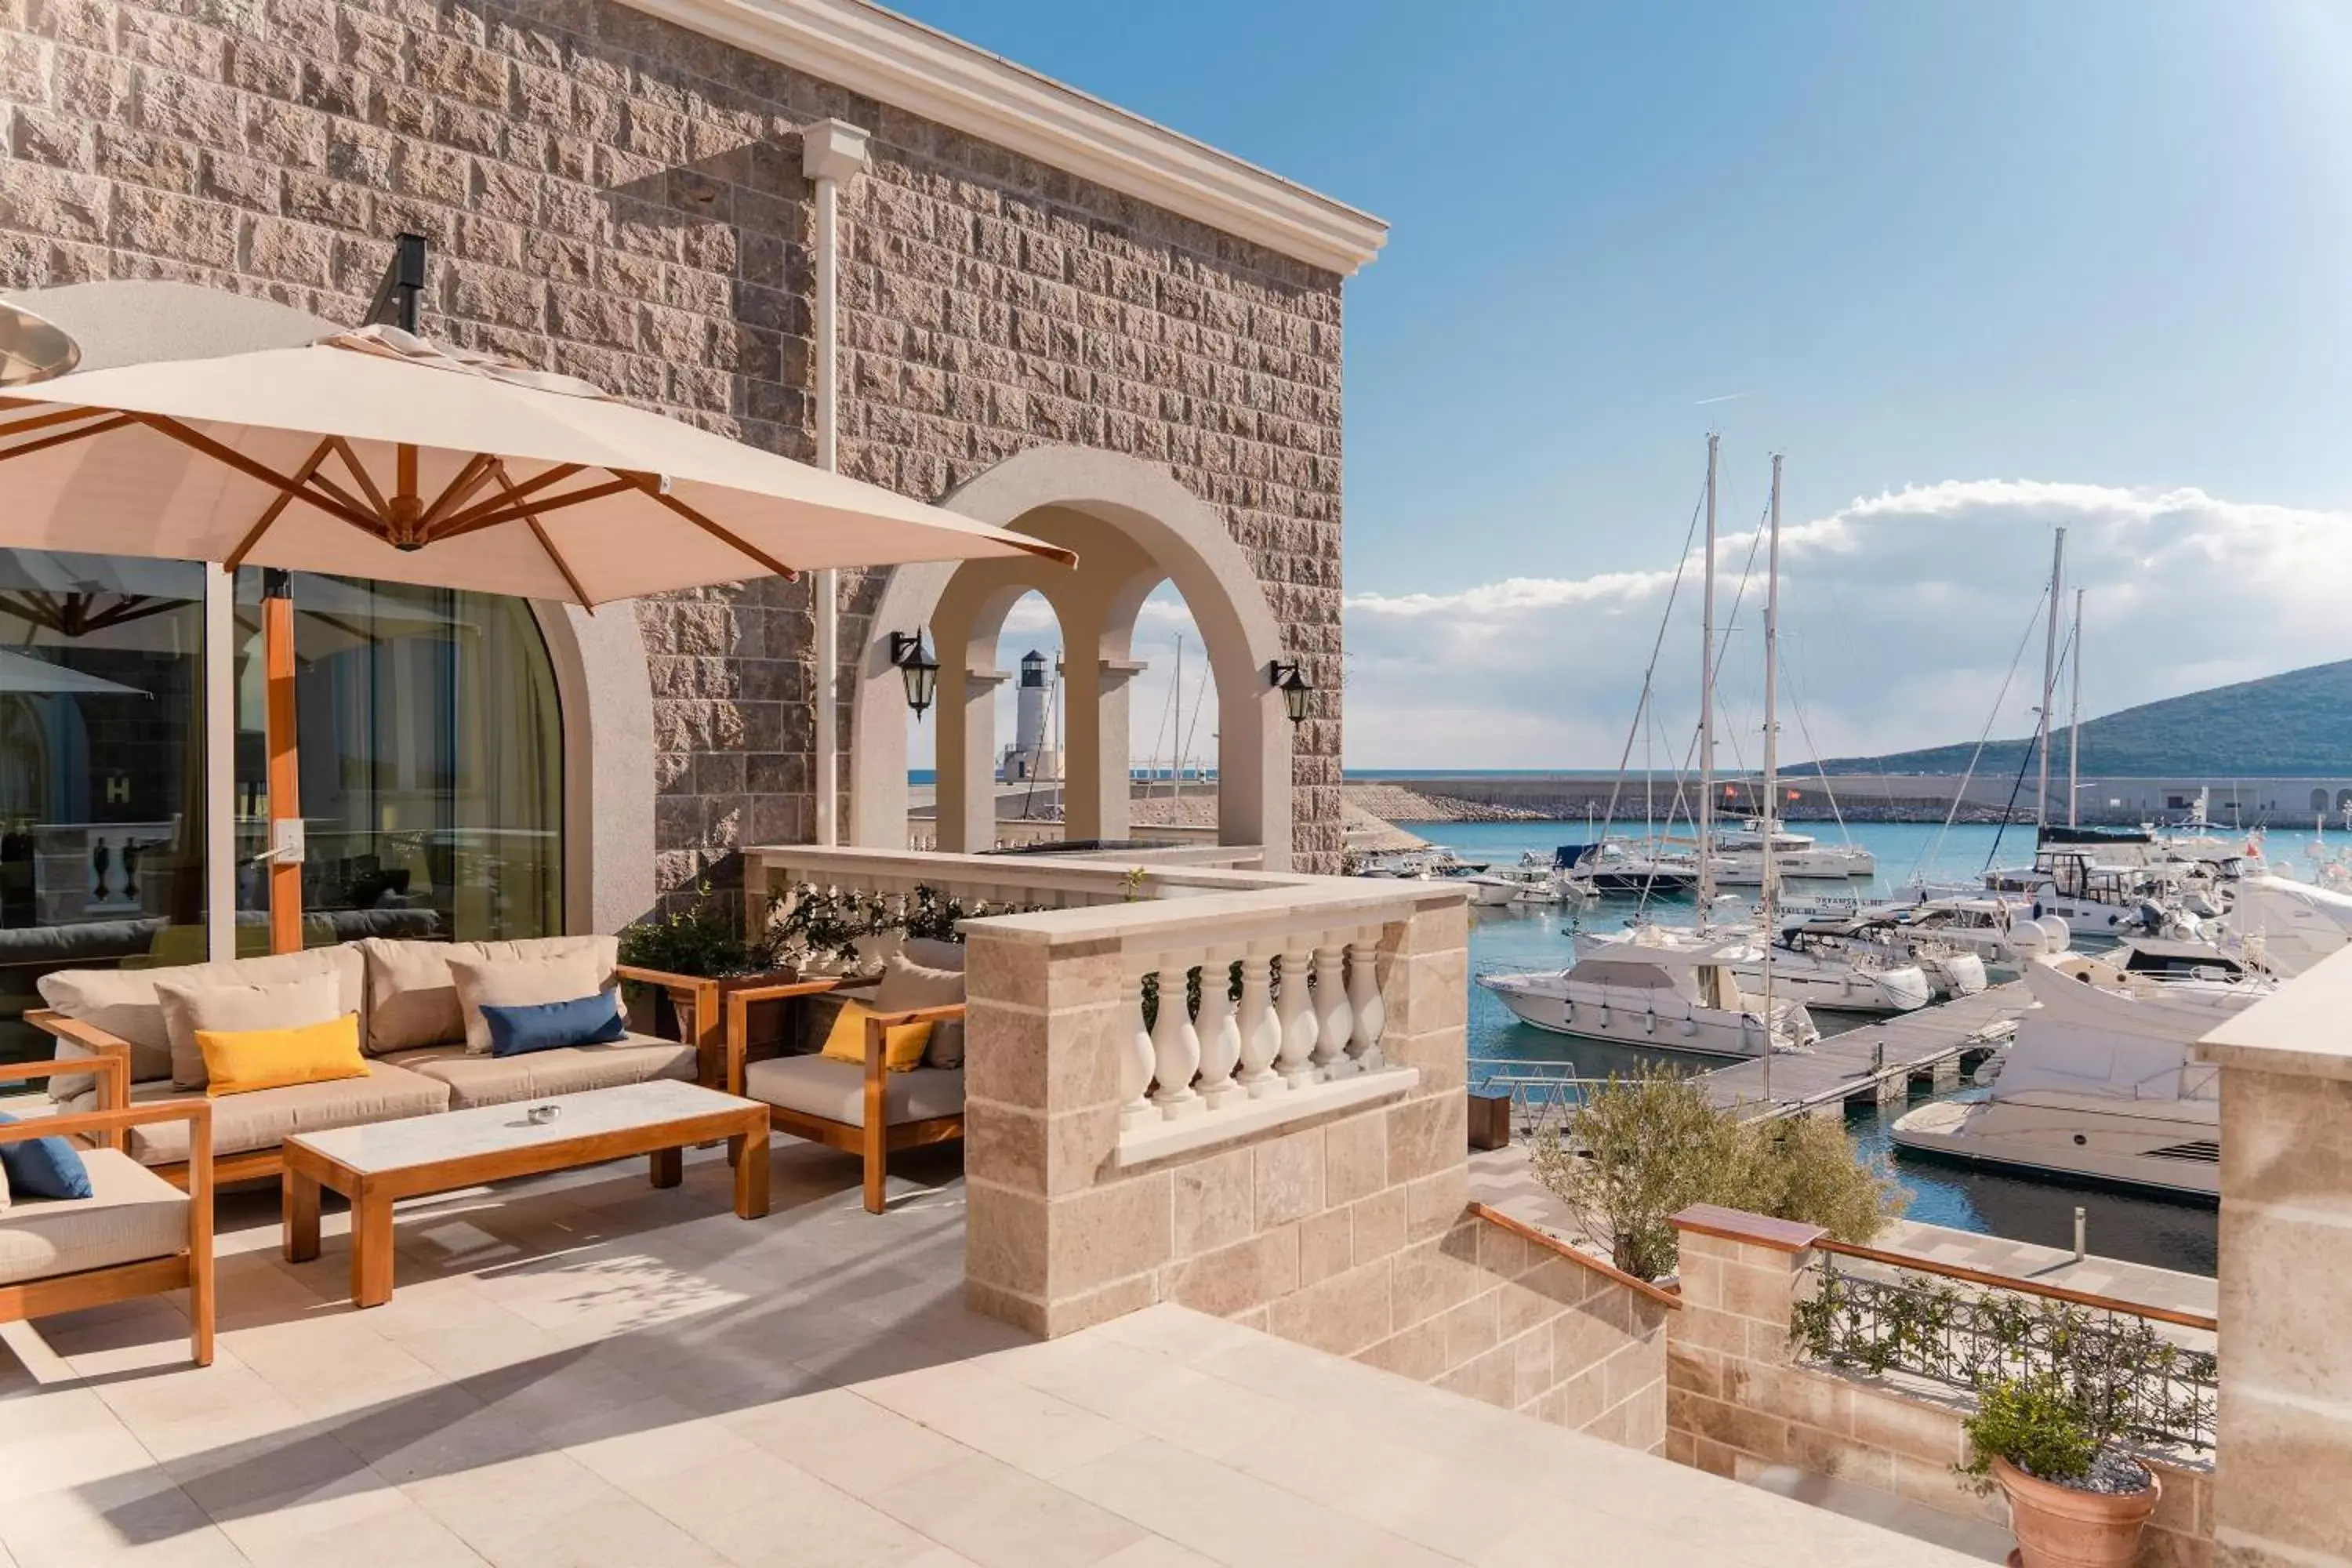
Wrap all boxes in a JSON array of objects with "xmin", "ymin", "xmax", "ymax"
[{"xmin": 1343, "ymin": 479, "xmax": 2352, "ymax": 769}]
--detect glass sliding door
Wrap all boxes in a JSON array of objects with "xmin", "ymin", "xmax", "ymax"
[
  {"xmin": 234, "ymin": 572, "xmax": 562, "ymax": 948},
  {"xmin": 0, "ymin": 550, "xmax": 209, "ymax": 1062}
]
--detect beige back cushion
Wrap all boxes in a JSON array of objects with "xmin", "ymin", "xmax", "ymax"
[
  {"xmin": 38, "ymin": 944, "xmax": 365, "ymax": 1094},
  {"xmin": 873, "ymin": 953, "xmax": 966, "ymax": 1069},
  {"xmin": 359, "ymin": 935, "xmax": 617, "ymax": 1055},
  {"xmin": 445, "ymin": 937, "xmax": 617, "ymax": 1055},
  {"xmin": 153, "ymin": 971, "xmax": 348, "ymax": 1091}
]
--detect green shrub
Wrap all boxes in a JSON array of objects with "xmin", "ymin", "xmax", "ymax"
[
  {"xmin": 617, "ymin": 886, "xmax": 779, "ymax": 979},
  {"xmin": 1529, "ymin": 1065, "xmax": 1906, "ymax": 1279},
  {"xmin": 1962, "ymin": 1374, "xmax": 2100, "ymax": 1488}
]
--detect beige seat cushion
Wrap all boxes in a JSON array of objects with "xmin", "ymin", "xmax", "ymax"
[
  {"xmin": 0, "ymin": 1148, "xmax": 188, "ymax": 1285},
  {"xmin": 357, "ymin": 935, "xmax": 619, "ymax": 1057},
  {"xmin": 744, "ymin": 1054, "xmax": 964, "ymax": 1129},
  {"xmin": 383, "ymin": 1035, "xmax": 697, "ymax": 1110},
  {"xmin": 39, "ymin": 946, "xmax": 367, "ymax": 1098},
  {"xmin": 120, "ymin": 1062, "xmax": 452, "ymax": 1167},
  {"xmin": 873, "ymin": 954, "xmax": 966, "ymax": 1069}
]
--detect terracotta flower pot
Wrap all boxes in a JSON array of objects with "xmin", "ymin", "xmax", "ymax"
[{"xmin": 1993, "ymin": 1456, "xmax": 2160, "ymax": 1568}]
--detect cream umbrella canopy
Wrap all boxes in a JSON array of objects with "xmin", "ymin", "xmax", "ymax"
[{"xmin": 0, "ymin": 323, "xmax": 1074, "ymax": 952}]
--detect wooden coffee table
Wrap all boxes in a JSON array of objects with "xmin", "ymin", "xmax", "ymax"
[{"xmin": 281, "ymin": 1079, "xmax": 770, "ymax": 1308}]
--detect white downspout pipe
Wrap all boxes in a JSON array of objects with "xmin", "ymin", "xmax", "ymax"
[{"xmin": 803, "ymin": 119, "xmax": 870, "ymax": 846}]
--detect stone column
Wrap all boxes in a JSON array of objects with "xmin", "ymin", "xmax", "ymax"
[
  {"xmin": 1664, "ymin": 1206, "xmax": 1824, "ymax": 1479},
  {"xmin": 1060, "ymin": 654, "xmax": 1141, "ymax": 844},
  {"xmin": 2195, "ymin": 953, "xmax": 2352, "ymax": 1568}
]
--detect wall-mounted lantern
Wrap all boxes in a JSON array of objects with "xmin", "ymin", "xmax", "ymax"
[
  {"xmin": 1268, "ymin": 659, "xmax": 1312, "ymax": 725},
  {"xmin": 890, "ymin": 632, "xmax": 940, "ymax": 717}
]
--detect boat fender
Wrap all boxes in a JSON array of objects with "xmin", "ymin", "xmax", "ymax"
[
  {"xmin": 1643, "ymin": 1010, "xmax": 1654, "ymax": 1036},
  {"xmin": 1680, "ymin": 1018, "xmax": 1697, "ymax": 1036}
]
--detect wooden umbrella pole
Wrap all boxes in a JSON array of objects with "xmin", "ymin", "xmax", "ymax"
[{"xmin": 263, "ymin": 570, "xmax": 302, "ymax": 956}]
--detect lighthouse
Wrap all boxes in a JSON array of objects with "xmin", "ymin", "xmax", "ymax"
[{"xmin": 997, "ymin": 650, "xmax": 1063, "ymax": 783}]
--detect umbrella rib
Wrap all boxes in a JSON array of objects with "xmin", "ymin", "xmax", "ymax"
[
  {"xmin": 613, "ymin": 470, "xmax": 800, "ymax": 581},
  {"xmin": 434, "ymin": 463, "xmax": 586, "ymax": 534},
  {"xmin": 484, "ymin": 461, "xmax": 597, "ymax": 608},
  {"xmin": 126, "ymin": 414, "xmax": 387, "ymax": 535},
  {"xmin": 428, "ymin": 477, "xmax": 637, "ymax": 542},
  {"xmin": 0, "ymin": 412, "xmax": 136, "ymax": 465},
  {"xmin": 0, "ymin": 405, "xmax": 128, "ymax": 443},
  {"xmin": 325, "ymin": 437, "xmax": 390, "ymax": 523},
  {"xmin": 418, "ymin": 452, "xmax": 497, "ymax": 531},
  {"xmin": 224, "ymin": 437, "xmax": 339, "ymax": 572}
]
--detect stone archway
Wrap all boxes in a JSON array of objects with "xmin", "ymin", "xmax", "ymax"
[{"xmin": 849, "ymin": 447, "xmax": 1294, "ymax": 868}]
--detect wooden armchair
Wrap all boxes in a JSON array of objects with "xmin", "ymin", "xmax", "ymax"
[
  {"xmin": 0, "ymin": 1057, "xmax": 214, "ymax": 1367},
  {"xmin": 724, "ymin": 978, "xmax": 967, "ymax": 1214}
]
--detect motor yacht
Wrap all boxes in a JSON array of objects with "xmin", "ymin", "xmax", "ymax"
[
  {"xmin": 1577, "ymin": 920, "xmax": 1932, "ymax": 1015},
  {"xmin": 1477, "ymin": 931, "xmax": 1820, "ymax": 1058},
  {"xmin": 1889, "ymin": 955, "xmax": 2263, "ymax": 1198},
  {"xmin": 1876, "ymin": 896, "xmax": 2070, "ymax": 983},
  {"xmin": 1710, "ymin": 818, "xmax": 1876, "ymax": 883},
  {"xmin": 1552, "ymin": 840, "xmax": 1700, "ymax": 896}
]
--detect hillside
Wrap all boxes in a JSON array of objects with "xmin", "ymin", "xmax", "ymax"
[{"xmin": 1813, "ymin": 659, "xmax": 2352, "ymax": 777}]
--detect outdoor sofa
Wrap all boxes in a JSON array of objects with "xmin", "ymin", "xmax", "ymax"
[{"xmin": 27, "ymin": 935, "xmax": 724, "ymax": 1189}]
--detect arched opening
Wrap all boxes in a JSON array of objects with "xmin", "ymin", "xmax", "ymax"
[
  {"xmin": 850, "ymin": 447, "xmax": 1294, "ymax": 867},
  {"xmin": 2314, "ymin": 788, "xmax": 2330, "ymax": 816}
]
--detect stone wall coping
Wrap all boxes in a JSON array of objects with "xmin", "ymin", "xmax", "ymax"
[
  {"xmin": 1668, "ymin": 1204, "xmax": 1828, "ymax": 1254},
  {"xmin": 1468, "ymin": 1203, "xmax": 1685, "ymax": 1311},
  {"xmin": 962, "ymin": 881, "xmax": 1462, "ymax": 952},
  {"xmin": 1116, "ymin": 1066, "xmax": 1419, "ymax": 1167},
  {"xmin": 2194, "ymin": 942, "xmax": 2352, "ymax": 1083},
  {"xmin": 613, "ymin": 0, "xmax": 1389, "ymax": 275}
]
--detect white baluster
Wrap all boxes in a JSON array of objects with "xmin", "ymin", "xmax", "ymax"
[
  {"xmin": 1120, "ymin": 959, "xmax": 1156, "ymax": 1131},
  {"xmin": 1194, "ymin": 947, "xmax": 1243, "ymax": 1109},
  {"xmin": 1149, "ymin": 954, "xmax": 1203, "ymax": 1118},
  {"xmin": 1276, "ymin": 938, "xmax": 1318, "ymax": 1087},
  {"xmin": 1236, "ymin": 946, "xmax": 1283, "ymax": 1098},
  {"xmin": 1346, "ymin": 925, "xmax": 1386, "ymax": 1072},
  {"xmin": 1310, "ymin": 937, "xmax": 1353, "ymax": 1078}
]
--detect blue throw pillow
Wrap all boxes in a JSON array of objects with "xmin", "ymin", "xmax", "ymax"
[
  {"xmin": 481, "ymin": 989, "xmax": 627, "ymax": 1058},
  {"xmin": 0, "ymin": 1110, "xmax": 93, "ymax": 1200}
]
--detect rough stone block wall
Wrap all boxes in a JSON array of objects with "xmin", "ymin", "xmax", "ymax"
[
  {"xmin": 1668, "ymin": 1224, "xmax": 2214, "ymax": 1568},
  {"xmin": 960, "ymin": 896, "xmax": 1670, "ymax": 1453},
  {"xmin": 0, "ymin": 0, "xmax": 1349, "ymax": 914}
]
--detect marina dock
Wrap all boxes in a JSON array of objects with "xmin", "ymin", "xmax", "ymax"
[{"xmin": 1702, "ymin": 981, "xmax": 2030, "ymax": 1120}]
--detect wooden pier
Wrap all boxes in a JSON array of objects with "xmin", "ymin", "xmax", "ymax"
[{"xmin": 1701, "ymin": 981, "xmax": 2031, "ymax": 1121}]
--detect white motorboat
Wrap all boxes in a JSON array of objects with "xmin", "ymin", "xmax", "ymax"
[
  {"xmin": 1711, "ymin": 818, "xmax": 1876, "ymax": 882},
  {"xmin": 1877, "ymin": 896, "xmax": 2070, "ymax": 982},
  {"xmin": 2107, "ymin": 873, "xmax": 2352, "ymax": 982},
  {"xmin": 1477, "ymin": 932, "xmax": 1820, "ymax": 1058},
  {"xmin": 1578, "ymin": 921, "xmax": 1933, "ymax": 1015},
  {"xmin": 1889, "ymin": 955, "xmax": 2263, "ymax": 1198},
  {"xmin": 1772, "ymin": 915, "xmax": 1990, "ymax": 1002},
  {"xmin": 1553, "ymin": 840, "xmax": 1699, "ymax": 896}
]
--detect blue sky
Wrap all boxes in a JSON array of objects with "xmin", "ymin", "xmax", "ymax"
[{"xmin": 894, "ymin": 2, "xmax": 2352, "ymax": 766}]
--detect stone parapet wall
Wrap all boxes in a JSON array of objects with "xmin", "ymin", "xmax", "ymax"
[
  {"xmin": 0, "ymin": 0, "xmax": 1348, "ymax": 905},
  {"xmin": 1664, "ymin": 1208, "xmax": 2214, "ymax": 1568},
  {"xmin": 959, "ymin": 887, "xmax": 1668, "ymax": 1450}
]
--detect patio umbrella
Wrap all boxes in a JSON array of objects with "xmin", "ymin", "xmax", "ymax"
[
  {"xmin": 0, "ymin": 646, "xmax": 148, "ymax": 697},
  {"xmin": 0, "ymin": 321, "xmax": 1076, "ymax": 951}
]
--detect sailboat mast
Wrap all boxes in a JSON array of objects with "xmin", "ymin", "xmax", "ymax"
[
  {"xmin": 1697, "ymin": 433, "xmax": 1719, "ymax": 910},
  {"xmin": 1761, "ymin": 452, "xmax": 1781, "ymax": 1084},
  {"xmin": 2035, "ymin": 527, "xmax": 2065, "ymax": 830},
  {"xmin": 2067, "ymin": 588, "xmax": 2083, "ymax": 828}
]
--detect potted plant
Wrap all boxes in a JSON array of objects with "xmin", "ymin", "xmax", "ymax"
[
  {"xmin": 1962, "ymin": 1373, "xmax": 2160, "ymax": 1568},
  {"xmin": 616, "ymin": 891, "xmax": 794, "ymax": 1044}
]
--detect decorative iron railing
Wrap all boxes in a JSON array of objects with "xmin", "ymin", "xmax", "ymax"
[{"xmin": 1790, "ymin": 1251, "xmax": 2218, "ymax": 1453}]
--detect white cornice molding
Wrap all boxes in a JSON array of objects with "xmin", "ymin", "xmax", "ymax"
[{"xmin": 614, "ymin": 0, "xmax": 1388, "ymax": 277}]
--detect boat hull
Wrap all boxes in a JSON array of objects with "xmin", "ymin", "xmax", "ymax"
[{"xmin": 1889, "ymin": 1098, "xmax": 2220, "ymax": 1200}]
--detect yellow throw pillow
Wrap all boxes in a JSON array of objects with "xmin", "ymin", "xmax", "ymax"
[
  {"xmin": 198, "ymin": 1013, "xmax": 370, "ymax": 1098},
  {"xmin": 818, "ymin": 1000, "xmax": 933, "ymax": 1073}
]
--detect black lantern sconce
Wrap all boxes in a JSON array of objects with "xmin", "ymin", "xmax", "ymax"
[
  {"xmin": 890, "ymin": 632, "xmax": 941, "ymax": 718},
  {"xmin": 1268, "ymin": 659, "xmax": 1313, "ymax": 725}
]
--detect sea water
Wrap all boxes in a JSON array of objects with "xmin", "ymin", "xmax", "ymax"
[{"xmin": 1406, "ymin": 818, "xmax": 2223, "ymax": 1275}]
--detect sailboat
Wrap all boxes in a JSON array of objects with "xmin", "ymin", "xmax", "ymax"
[{"xmin": 1480, "ymin": 440, "xmax": 1820, "ymax": 1058}]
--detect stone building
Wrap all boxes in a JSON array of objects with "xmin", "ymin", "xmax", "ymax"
[{"xmin": 0, "ymin": 0, "xmax": 1387, "ymax": 979}]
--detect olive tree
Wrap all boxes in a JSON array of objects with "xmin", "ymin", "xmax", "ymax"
[{"xmin": 1528, "ymin": 1064, "xmax": 1905, "ymax": 1280}]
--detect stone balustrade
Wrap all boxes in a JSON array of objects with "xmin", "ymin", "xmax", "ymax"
[{"xmin": 744, "ymin": 843, "xmax": 1273, "ymax": 931}]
